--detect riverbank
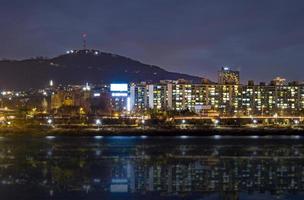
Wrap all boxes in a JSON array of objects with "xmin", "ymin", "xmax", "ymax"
[{"xmin": 0, "ymin": 126, "xmax": 303, "ymax": 136}]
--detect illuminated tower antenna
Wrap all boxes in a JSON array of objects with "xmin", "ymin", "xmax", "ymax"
[{"xmin": 82, "ymin": 33, "xmax": 87, "ymax": 49}]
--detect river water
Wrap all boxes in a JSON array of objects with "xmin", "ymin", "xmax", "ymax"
[{"xmin": 0, "ymin": 135, "xmax": 303, "ymax": 199}]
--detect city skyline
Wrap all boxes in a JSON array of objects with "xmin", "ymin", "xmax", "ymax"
[
  {"xmin": 1, "ymin": 2, "xmax": 304, "ymax": 200},
  {"xmin": 0, "ymin": 0, "xmax": 304, "ymax": 83}
]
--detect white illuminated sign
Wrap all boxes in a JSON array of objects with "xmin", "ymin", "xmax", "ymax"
[
  {"xmin": 112, "ymin": 93, "xmax": 128, "ymax": 97},
  {"xmin": 110, "ymin": 84, "xmax": 128, "ymax": 92}
]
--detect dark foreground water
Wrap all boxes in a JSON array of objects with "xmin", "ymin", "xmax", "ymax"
[{"xmin": 0, "ymin": 135, "xmax": 304, "ymax": 200}]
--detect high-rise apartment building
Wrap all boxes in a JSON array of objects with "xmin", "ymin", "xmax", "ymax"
[{"xmin": 218, "ymin": 67, "xmax": 240, "ymax": 85}]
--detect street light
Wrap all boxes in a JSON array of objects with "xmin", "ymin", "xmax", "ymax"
[
  {"xmin": 96, "ymin": 119, "xmax": 101, "ymax": 125},
  {"xmin": 47, "ymin": 119, "xmax": 52, "ymax": 125},
  {"xmin": 141, "ymin": 119, "xmax": 145, "ymax": 129},
  {"xmin": 95, "ymin": 119, "xmax": 102, "ymax": 130}
]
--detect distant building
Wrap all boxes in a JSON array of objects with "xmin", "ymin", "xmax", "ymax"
[
  {"xmin": 130, "ymin": 83, "xmax": 148, "ymax": 112},
  {"xmin": 129, "ymin": 76, "xmax": 304, "ymax": 116},
  {"xmin": 50, "ymin": 85, "xmax": 92, "ymax": 113},
  {"xmin": 218, "ymin": 67, "xmax": 240, "ymax": 85},
  {"xmin": 148, "ymin": 84, "xmax": 168, "ymax": 110},
  {"xmin": 270, "ymin": 77, "xmax": 287, "ymax": 86},
  {"xmin": 42, "ymin": 68, "xmax": 304, "ymax": 117},
  {"xmin": 110, "ymin": 83, "xmax": 130, "ymax": 112}
]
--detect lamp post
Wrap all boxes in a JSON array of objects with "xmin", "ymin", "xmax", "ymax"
[
  {"xmin": 95, "ymin": 119, "xmax": 102, "ymax": 130},
  {"xmin": 47, "ymin": 118, "xmax": 54, "ymax": 128},
  {"xmin": 141, "ymin": 119, "xmax": 145, "ymax": 129},
  {"xmin": 181, "ymin": 119, "xmax": 186, "ymax": 129},
  {"xmin": 294, "ymin": 119, "xmax": 299, "ymax": 125},
  {"xmin": 47, "ymin": 119, "xmax": 52, "ymax": 125}
]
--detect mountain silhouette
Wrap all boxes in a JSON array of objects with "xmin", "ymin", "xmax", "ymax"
[{"xmin": 0, "ymin": 49, "xmax": 204, "ymax": 89}]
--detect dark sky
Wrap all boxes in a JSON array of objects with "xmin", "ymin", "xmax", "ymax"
[{"xmin": 0, "ymin": 0, "xmax": 304, "ymax": 83}]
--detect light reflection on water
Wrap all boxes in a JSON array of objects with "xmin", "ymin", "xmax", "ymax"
[
  {"xmin": 45, "ymin": 136, "xmax": 56, "ymax": 140},
  {"xmin": 0, "ymin": 135, "xmax": 303, "ymax": 199},
  {"xmin": 94, "ymin": 135, "xmax": 103, "ymax": 139}
]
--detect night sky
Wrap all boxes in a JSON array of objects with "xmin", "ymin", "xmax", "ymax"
[{"xmin": 0, "ymin": 0, "xmax": 304, "ymax": 83}]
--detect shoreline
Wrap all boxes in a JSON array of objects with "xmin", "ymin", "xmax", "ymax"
[{"xmin": 0, "ymin": 126, "xmax": 303, "ymax": 137}]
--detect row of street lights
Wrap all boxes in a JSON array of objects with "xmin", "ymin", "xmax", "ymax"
[
  {"xmin": 46, "ymin": 118, "xmax": 103, "ymax": 129},
  {"xmin": 45, "ymin": 117, "xmax": 302, "ymax": 129},
  {"xmin": 179, "ymin": 118, "xmax": 301, "ymax": 127}
]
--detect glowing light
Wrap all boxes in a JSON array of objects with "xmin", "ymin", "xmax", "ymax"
[
  {"xmin": 112, "ymin": 93, "xmax": 128, "ymax": 97},
  {"xmin": 214, "ymin": 135, "xmax": 221, "ymax": 139},
  {"xmin": 93, "ymin": 178, "xmax": 101, "ymax": 183},
  {"xmin": 292, "ymin": 135, "xmax": 301, "ymax": 139},
  {"xmin": 110, "ymin": 84, "xmax": 128, "ymax": 92},
  {"xmin": 95, "ymin": 119, "xmax": 101, "ymax": 125},
  {"xmin": 47, "ymin": 119, "xmax": 52, "ymax": 124},
  {"xmin": 94, "ymin": 136, "xmax": 103, "ymax": 139},
  {"xmin": 83, "ymin": 83, "xmax": 91, "ymax": 91}
]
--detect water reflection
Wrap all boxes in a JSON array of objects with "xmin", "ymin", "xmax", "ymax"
[{"xmin": 0, "ymin": 136, "xmax": 304, "ymax": 199}]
